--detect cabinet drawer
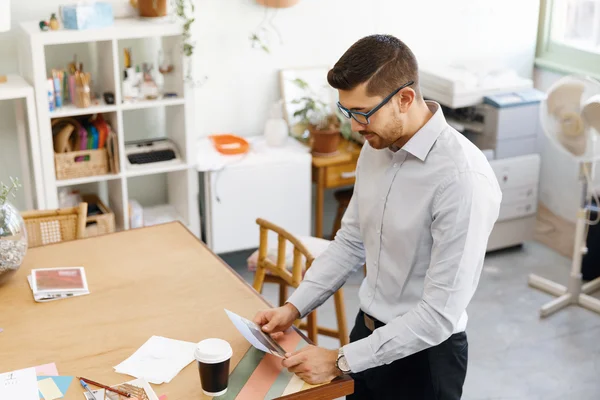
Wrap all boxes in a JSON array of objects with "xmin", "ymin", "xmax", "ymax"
[{"xmin": 326, "ymin": 163, "xmax": 357, "ymax": 187}]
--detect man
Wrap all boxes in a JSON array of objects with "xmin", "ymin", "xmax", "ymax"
[{"xmin": 254, "ymin": 34, "xmax": 502, "ymax": 399}]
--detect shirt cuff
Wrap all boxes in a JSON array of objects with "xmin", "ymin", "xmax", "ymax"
[
  {"xmin": 343, "ymin": 336, "xmax": 379, "ymax": 373},
  {"xmin": 285, "ymin": 285, "xmax": 317, "ymax": 319}
]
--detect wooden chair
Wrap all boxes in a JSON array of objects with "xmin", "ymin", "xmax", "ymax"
[
  {"xmin": 21, "ymin": 203, "xmax": 88, "ymax": 248},
  {"xmin": 252, "ymin": 218, "xmax": 349, "ymax": 346}
]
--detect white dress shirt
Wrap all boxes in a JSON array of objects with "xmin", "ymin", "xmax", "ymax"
[{"xmin": 287, "ymin": 101, "xmax": 502, "ymax": 373}]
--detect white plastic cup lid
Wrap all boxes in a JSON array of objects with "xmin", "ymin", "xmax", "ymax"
[{"xmin": 195, "ymin": 338, "xmax": 233, "ymax": 364}]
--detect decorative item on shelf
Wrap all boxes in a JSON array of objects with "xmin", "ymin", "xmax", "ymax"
[
  {"xmin": 0, "ymin": 177, "xmax": 27, "ymax": 285},
  {"xmin": 158, "ymin": 49, "xmax": 174, "ymax": 75},
  {"xmin": 134, "ymin": 0, "xmax": 168, "ymax": 18},
  {"xmin": 47, "ymin": 60, "xmax": 96, "ymax": 111},
  {"xmin": 264, "ymin": 99, "xmax": 288, "ymax": 147},
  {"xmin": 49, "ymin": 13, "xmax": 60, "ymax": 30},
  {"xmin": 39, "ymin": 20, "xmax": 49, "ymax": 31},
  {"xmin": 141, "ymin": 63, "xmax": 159, "ymax": 99},
  {"xmin": 103, "ymin": 92, "xmax": 115, "ymax": 104},
  {"xmin": 59, "ymin": 2, "xmax": 114, "ymax": 30},
  {"xmin": 74, "ymin": 70, "xmax": 92, "ymax": 108},
  {"xmin": 52, "ymin": 114, "xmax": 116, "ymax": 180}
]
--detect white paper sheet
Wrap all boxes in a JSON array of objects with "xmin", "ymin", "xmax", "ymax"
[
  {"xmin": 225, "ymin": 309, "xmax": 286, "ymax": 358},
  {"xmin": 0, "ymin": 367, "xmax": 38, "ymax": 400},
  {"xmin": 114, "ymin": 336, "xmax": 197, "ymax": 384}
]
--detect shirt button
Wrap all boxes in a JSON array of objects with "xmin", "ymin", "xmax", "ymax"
[{"xmin": 393, "ymin": 163, "xmax": 398, "ymax": 168}]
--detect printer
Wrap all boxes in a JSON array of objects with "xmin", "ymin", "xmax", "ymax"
[{"xmin": 420, "ymin": 64, "xmax": 544, "ymax": 251}]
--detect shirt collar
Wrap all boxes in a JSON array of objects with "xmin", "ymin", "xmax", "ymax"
[{"xmin": 397, "ymin": 101, "xmax": 445, "ymax": 162}]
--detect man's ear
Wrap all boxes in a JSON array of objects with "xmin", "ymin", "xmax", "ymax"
[{"xmin": 395, "ymin": 88, "xmax": 416, "ymax": 113}]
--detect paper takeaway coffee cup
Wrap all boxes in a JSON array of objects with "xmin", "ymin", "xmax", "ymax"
[{"xmin": 195, "ymin": 338, "xmax": 233, "ymax": 397}]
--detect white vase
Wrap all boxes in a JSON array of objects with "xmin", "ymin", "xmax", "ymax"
[{"xmin": 264, "ymin": 119, "xmax": 289, "ymax": 147}]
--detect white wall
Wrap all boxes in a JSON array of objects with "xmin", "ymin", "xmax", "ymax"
[{"xmin": 0, "ymin": 0, "xmax": 541, "ymax": 210}]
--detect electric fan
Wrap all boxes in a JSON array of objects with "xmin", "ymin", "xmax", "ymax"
[{"xmin": 528, "ymin": 75, "xmax": 600, "ymax": 318}]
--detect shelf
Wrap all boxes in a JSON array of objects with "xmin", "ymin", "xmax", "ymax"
[
  {"xmin": 55, "ymin": 173, "xmax": 121, "ymax": 187},
  {"xmin": 19, "ymin": 18, "xmax": 183, "ymax": 45},
  {"xmin": 120, "ymin": 97, "xmax": 185, "ymax": 111},
  {"xmin": 50, "ymin": 101, "xmax": 118, "ymax": 118},
  {"xmin": 125, "ymin": 161, "xmax": 190, "ymax": 178}
]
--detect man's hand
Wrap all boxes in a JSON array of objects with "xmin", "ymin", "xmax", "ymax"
[
  {"xmin": 282, "ymin": 345, "xmax": 341, "ymax": 385},
  {"xmin": 253, "ymin": 303, "xmax": 300, "ymax": 340}
]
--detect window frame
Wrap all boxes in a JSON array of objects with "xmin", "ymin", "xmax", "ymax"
[{"xmin": 536, "ymin": 0, "xmax": 600, "ymax": 79}]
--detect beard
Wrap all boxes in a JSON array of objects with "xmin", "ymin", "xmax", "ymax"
[{"xmin": 360, "ymin": 123, "xmax": 404, "ymax": 150}]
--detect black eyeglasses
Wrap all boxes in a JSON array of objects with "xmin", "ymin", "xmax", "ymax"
[{"xmin": 337, "ymin": 81, "xmax": 414, "ymax": 125}]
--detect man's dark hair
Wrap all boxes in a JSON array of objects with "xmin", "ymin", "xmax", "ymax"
[{"xmin": 327, "ymin": 34, "xmax": 420, "ymax": 98}]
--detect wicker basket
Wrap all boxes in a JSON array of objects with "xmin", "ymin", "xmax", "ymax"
[
  {"xmin": 82, "ymin": 194, "xmax": 115, "ymax": 237},
  {"xmin": 55, "ymin": 149, "xmax": 109, "ymax": 180},
  {"xmin": 52, "ymin": 117, "xmax": 111, "ymax": 181}
]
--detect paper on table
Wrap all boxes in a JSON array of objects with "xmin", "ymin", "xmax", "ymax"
[
  {"xmin": 35, "ymin": 363, "xmax": 58, "ymax": 377},
  {"xmin": 225, "ymin": 309, "xmax": 286, "ymax": 358},
  {"xmin": 0, "ymin": 367, "xmax": 39, "ymax": 400},
  {"xmin": 114, "ymin": 336, "xmax": 197, "ymax": 384},
  {"xmin": 37, "ymin": 377, "xmax": 63, "ymax": 400},
  {"xmin": 37, "ymin": 375, "xmax": 73, "ymax": 397}
]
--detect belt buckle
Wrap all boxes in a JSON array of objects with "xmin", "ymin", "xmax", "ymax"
[{"xmin": 364, "ymin": 313, "xmax": 375, "ymax": 331}]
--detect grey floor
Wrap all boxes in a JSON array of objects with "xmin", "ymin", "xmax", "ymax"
[{"xmin": 221, "ymin": 241, "xmax": 600, "ymax": 400}]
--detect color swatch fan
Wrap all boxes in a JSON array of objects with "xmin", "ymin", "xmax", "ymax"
[{"xmin": 528, "ymin": 75, "xmax": 600, "ymax": 317}]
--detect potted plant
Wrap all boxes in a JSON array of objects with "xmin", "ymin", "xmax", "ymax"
[
  {"xmin": 0, "ymin": 177, "xmax": 27, "ymax": 285},
  {"xmin": 290, "ymin": 78, "xmax": 351, "ymax": 155}
]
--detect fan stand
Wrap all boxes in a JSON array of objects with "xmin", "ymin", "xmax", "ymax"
[{"xmin": 528, "ymin": 170, "xmax": 600, "ymax": 317}]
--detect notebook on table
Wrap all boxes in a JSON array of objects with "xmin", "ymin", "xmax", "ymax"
[{"xmin": 27, "ymin": 267, "xmax": 90, "ymax": 302}]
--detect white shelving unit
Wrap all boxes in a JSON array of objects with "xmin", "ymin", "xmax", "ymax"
[{"xmin": 17, "ymin": 18, "xmax": 200, "ymax": 237}]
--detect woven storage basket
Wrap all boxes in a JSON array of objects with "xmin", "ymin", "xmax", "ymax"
[
  {"xmin": 52, "ymin": 118, "xmax": 110, "ymax": 180},
  {"xmin": 82, "ymin": 194, "xmax": 115, "ymax": 237}
]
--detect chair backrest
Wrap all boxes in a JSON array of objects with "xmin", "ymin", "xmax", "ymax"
[
  {"xmin": 21, "ymin": 203, "xmax": 88, "ymax": 248},
  {"xmin": 253, "ymin": 218, "xmax": 314, "ymax": 290}
]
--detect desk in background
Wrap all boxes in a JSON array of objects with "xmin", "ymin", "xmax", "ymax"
[
  {"xmin": 0, "ymin": 223, "xmax": 352, "ymax": 399},
  {"xmin": 311, "ymin": 138, "xmax": 361, "ymax": 238}
]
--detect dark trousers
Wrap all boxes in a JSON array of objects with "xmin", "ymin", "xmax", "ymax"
[{"xmin": 348, "ymin": 310, "xmax": 468, "ymax": 400}]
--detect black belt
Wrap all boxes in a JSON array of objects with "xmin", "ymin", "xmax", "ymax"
[{"xmin": 361, "ymin": 310, "xmax": 386, "ymax": 331}]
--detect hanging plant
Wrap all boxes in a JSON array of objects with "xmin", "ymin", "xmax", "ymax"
[{"xmin": 250, "ymin": 1, "xmax": 284, "ymax": 54}]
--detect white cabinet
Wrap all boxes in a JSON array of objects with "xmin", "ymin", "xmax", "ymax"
[
  {"xmin": 487, "ymin": 153, "xmax": 541, "ymax": 251},
  {"xmin": 199, "ymin": 138, "xmax": 312, "ymax": 254}
]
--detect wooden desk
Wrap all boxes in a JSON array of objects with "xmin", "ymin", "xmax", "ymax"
[
  {"xmin": 0, "ymin": 223, "xmax": 352, "ymax": 400},
  {"xmin": 312, "ymin": 139, "xmax": 361, "ymax": 237}
]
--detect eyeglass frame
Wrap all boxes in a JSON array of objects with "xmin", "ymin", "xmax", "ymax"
[{"xmin": 336, "ymin": 80, "xmax": 415, "ymax": 125}]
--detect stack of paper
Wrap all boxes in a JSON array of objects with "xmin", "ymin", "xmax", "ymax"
[
  {"xmin": 27, "ymin": 267, "xmax": 90, "ymax": 302},
  {"xmin": 114, "ymin": 336, "xmax": 197, "ymax": 384}
]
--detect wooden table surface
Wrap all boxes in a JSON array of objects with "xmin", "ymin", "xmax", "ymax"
[{"xmin": 0, "ymin": 223, "xmax": 352, "ymax": 399}]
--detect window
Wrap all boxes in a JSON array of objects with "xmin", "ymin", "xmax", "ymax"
[{"xmin": 536, "ymin": 0, "xmax": 600, "ymax": 78}]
